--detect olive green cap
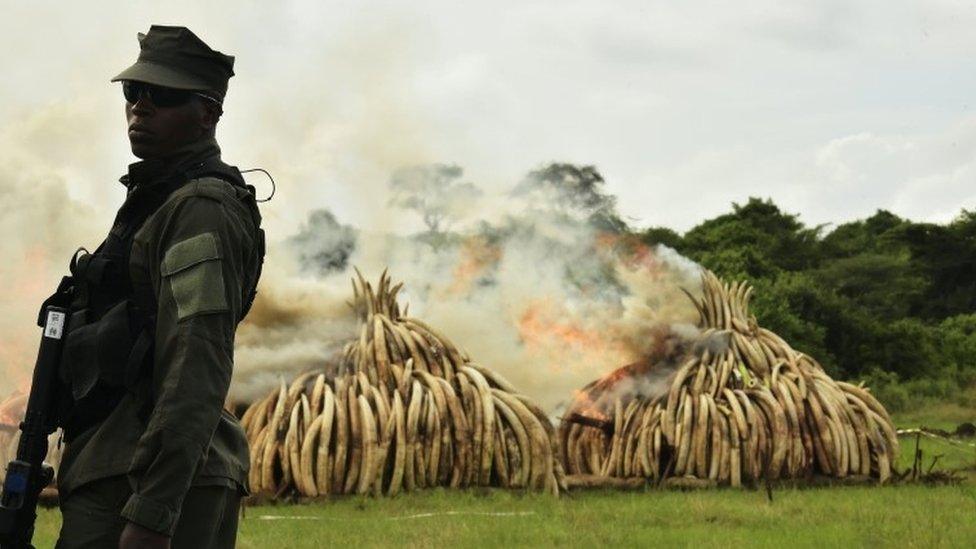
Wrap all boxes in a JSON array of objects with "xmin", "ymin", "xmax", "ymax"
[{"xmin": 111, "ymin": 25, "xmax": 234, "ymax": 101}]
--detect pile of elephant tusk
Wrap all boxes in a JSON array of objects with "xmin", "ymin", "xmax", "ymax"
[
  {"xmin": 559, "ymin": 271, "xmax": 899, "ymax": 487},
  {"xmin": 240, "ymin": 271, "xmax": 565, "ymax": 498}
]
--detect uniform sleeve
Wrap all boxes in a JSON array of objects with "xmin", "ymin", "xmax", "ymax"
[{"xmin": 120, "ymin": 194, "xmax": 253, "ymax": 535}]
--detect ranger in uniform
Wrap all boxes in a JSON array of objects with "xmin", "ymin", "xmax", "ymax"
[{"xmin": 54, "ymin": 26, "xmax": 263, "ymax": 548}]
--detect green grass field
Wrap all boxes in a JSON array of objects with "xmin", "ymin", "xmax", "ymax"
[{"xmin": 29, "ymin": 410, "xmax": 976, "ymax": 548}]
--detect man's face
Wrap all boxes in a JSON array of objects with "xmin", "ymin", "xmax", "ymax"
[{"xmin": 124, "ymin": 82, "xmax": 219, "ymax": 159}]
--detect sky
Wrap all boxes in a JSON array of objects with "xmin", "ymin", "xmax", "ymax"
[{"xmin": 2, "ymin": 0, "xmax": 975, "ymax": 239}]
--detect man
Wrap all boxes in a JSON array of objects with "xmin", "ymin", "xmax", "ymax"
[{"xmin": 54, "ymin": 26, "xmax": 263, "ymax": 548}]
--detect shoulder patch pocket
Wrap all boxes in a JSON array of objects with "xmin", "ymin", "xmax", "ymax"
[{"xmin": 161, "ymin": 232, "xmax": 228, "ymax": 320}]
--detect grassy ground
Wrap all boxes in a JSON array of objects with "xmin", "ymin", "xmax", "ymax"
[
  {"xmin": 29, "ymin": 408, "xmax": 976, "ymax": 548},
  {"xmin": 32, "ymin": 485, "xmax": 976, "ymax": 548},
  {"xmin": 892, "ymin": 400, "xmax": 976, "ymax": 432}
]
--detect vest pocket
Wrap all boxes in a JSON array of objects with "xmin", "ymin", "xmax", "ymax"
[
  {"xmin": 161, "ymin": 232, "xmax": 228, "ymax": 320},
  {"xmin": 61, "ymin": 320, "xmax": 99, "ymax": 401},
  {"xmin": 60, "ymin": 300, "xmax": 137, "ymax": 400}
]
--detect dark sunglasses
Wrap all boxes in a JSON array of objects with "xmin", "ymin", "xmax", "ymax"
[{"xmin": 122, "ymin": 81, "xmax": 220, "ymax": 108}]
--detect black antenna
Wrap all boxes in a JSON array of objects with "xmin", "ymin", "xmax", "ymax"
[{"xmin": 241, "ymin": 168, "xmax": 276, "ymax": 202}]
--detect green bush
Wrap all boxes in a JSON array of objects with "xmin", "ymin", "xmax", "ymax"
[{"xmin": 671, "ymin": 199, "xmax": 975, "ymax": 400}]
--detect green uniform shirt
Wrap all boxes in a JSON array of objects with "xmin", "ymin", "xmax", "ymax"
[{"xmin": 57, "ymin": 138, "xmax": 259, "ymax": 535}]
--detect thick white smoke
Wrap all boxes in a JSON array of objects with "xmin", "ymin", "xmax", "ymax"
[
  {"xmin": 0, "ymin": 18, "xmax": 705, "ymax": 415},
  {"xmin": 0, "ymin": 103, "xmax": 704, "ymax": 415},
  {"xmin": 234, "ymin": 166, "xmax": 704, "ymax": 412},
  {"xmin": 0, "ymin": 101, "xmax": 108, "ymax": 397}
]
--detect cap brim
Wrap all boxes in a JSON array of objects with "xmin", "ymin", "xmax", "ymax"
[{"xmin": 111, "ymin": 60, "xmax": 209, "ymax": 91}]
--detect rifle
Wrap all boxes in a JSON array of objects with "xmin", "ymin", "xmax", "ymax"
[{"xmin": 0, "ymin": 279, "xmax": 72, "ymax": 549}]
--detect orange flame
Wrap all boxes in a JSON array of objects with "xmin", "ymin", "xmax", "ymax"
[
  {"xmin": 0, "ymin": 336, "xmax": 34, "ymax": 396},
  {"xmin": 563, "ymin": 321, "xmax": 690, "ymax": 420},
  {"xmin": 2, "ymin": 243, "xmax": 55, "ymax": 397},
  {"xmin": 565, "ymin": 359, "xmax": 651, "ymax": 419},
  {"xmin": 0, "ymin": 391, "xmax": 27, "ymax": 429},
  {"xmin": 446, "ymin": 236, "xmax": 500, "ymax": 295},
  {"xmin": 516, "ymin": 297, "xmax": 634, "ymax": 374},
  {"xmin": 594, "ymin": 232, "xmax": 669, "ymax": 274}
]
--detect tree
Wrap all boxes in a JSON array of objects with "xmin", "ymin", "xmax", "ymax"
[
  {"xmin": 813, "ymin": 253, "xmax": 925, "ymax": 319},
  {"xmin": 681, "ymin": 198, "xmax": 821, "ymax": 277},
  {"xmin": 638, "ymin": 227, "xmax": 683, "ymax": 250},
  {"xmin": 388, "ymin": 164, "xmax": 482, "ymax": 235},
  {"xmin": 820, "ymin": 210, "xmax": 907, "ymax": 259},
  {"xmin": 939, "ymin": 314, "xmax": 976, "ymax": 385},
  {"xmin": 514, "ymin": 163, "xmax": 628, "ymax": 233},
  {"xmin": 892, "ymin": 210, "xmax": 976, "ymax": 319},
  {"xmin": 288, "ymin": 209, "xmax": 358, "ymax": 276}
]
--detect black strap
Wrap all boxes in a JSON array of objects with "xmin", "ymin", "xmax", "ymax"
[
  {"xmin": 36, "ymin": 276, "xmax": 74, "ymax": 326},
  {"xmin": 184, "ymin": 157, "xmax": 247, "ymax": 189}
]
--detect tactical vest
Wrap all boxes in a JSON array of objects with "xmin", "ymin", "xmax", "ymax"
[{"xmin": 52, "ymin": 157, "xmax": 265, "ymax": 442}]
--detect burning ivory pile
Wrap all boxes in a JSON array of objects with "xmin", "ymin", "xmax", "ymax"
[
  {"xmin": 240, "ymin": 271, "xmax": 564, "ymax": 498},
  {"xmin": 560, "ymin": 271, "xmax": 899, "ymax": 487}
]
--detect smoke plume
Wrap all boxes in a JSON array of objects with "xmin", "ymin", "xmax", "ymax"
[
  {"xmin": 0, "ymin": 100, "xmax": 704, "ymax": 415},
  {"xmin": 237, "ymin": 163, "xmax": 704, "ymax": 412},
  {"xmin": 0, "ymin": 101, "xmax": 107, "ymax": 397},
  {"xmin": 0, "ymin": 22, "xmax": 705, "ymax": 415}
]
